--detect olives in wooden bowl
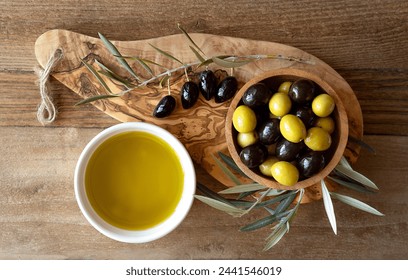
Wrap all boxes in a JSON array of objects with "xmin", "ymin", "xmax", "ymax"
[{"xmin": 225, "ymin": 68, "xmax": 348, "ymax": 190}]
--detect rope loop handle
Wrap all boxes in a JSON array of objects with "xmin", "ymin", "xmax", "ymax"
[{"xmin": 34, "ymin": 49, "xmax": 63, "ymax": 125}]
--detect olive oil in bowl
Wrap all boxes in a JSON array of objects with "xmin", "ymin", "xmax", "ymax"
[
  {"xmin": 75, "ymin": 122, "xmax": 196, "ymax": 243},
  {"xmin": 85, "ymin": 131, "xmax": 184, "ymax": 230}
]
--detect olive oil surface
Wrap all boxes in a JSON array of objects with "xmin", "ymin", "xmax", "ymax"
[{"xmin": 85, "ymin": 131, "xmax": 184, "ymax": 230}]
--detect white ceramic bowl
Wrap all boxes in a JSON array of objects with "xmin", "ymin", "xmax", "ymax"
[{"xmin": 74, "ymin": 122, "xmax": 196, "ymax": 243}]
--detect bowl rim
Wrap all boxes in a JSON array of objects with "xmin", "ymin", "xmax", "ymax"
[
  {"xmin": 74, "ymin": 122, "xmax": 196, "ymax": 243},
  {"xmin": 225, "ymin": 68, "xmax": 349, "ymax": 190}
]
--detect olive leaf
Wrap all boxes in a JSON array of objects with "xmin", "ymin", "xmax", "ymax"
[
  {"xmin": 98, "ymin": 33, "xmax": 141, "ymax": 82},
  {"xmin": 240, "ymin": 215, "xmax": 278, "ymax": 232},
  {"xmin": 149, "ymin": 43, "xmax": 184, "ymax": 65},
  {"xmin": 97, "ymin": 70, "xmax": 131, "ymax": 87},
  {"xmin": 81, "ymin": 59, "xmax": 112, "ymax": 94},
  {"xmin": 117, "ymin": 55, "xmax": 167, "ymax": 69},
  {"xmin": 177, "ymin": 23, "xmax": 206, "ymax": 56},
  {"xmin": 227, "ymin": 191, "xmax": 293, "ymax": 210},
  {"xmin": 240, "ymin": 190, "xmax": 299, "ymax": 232},
  {"xmin": 211, "ymin": 154, "xmax": 242, "ymax": 185},
  {"xmin": 194, "ymin": 195, "xmax": 245, "ymax": 216},
  {"xmin": 330, "ymin": 192, "xmax": 384, "ymax": 216},
  {"xmin": 134, "ymin": 57, "xmax": 155, "ymax": 76},
  {"xmin": 114, "ymin": 55, "xmax": 154, "ymax": 76},
  {"xmin": 274, "ymin": 191, "xmax": 297, "ymax": 213},
  {"xmin": 258, "ymin": 188, "xmax": 288, "ymax": 197},
  {"xmin": 335, "ymin": 165, "xmax": 379, "ymax": 190},
  {"xmin": 212, "ymin": 56, "xmax": 254, "ymax": 68},
  {"xmin": 321, "ymin": 179, "xmax": 337, "ymax": 235},
  {"xmin": 217, "ymin": 151, "xmax": 248, "ymax": 177},
  {"xmin": 218, "ymin": 183, "xmax": 267, "ymax": 194},
  {"xmin": 262, "ymin": 189, "xmax": 304, "ymax": 251},
  {"xmin": 227, "ymin": 190, "xmax": 298, "ymax": 221},
  {"xmin": 263, "ymin": 223, "xmax": 289, "ymax": 251},
  {"xmin": 189, "ymin": 46, "xmax": 206, "ymax": 63},
  {"xmin": 327, "ymin": 175, "xmax": 374, "ymax": 193},
  {"xmin": 255, "ymin": 191, "xmax": 295, "ymax": 209},
  {"xmin": 227, "ymin": 199, "xmax": 255, "ymax": 208},
  {"xmin": 339, "ymin": 156, "xmax": 353, "ymax": 170},
  {"xmin": 196, "ymin": 55, "xmax": 230, "ymax": 68},
  {"xmin": 335, "ymin": 156, "xmax": 379, "ymax": 191},
  {"xmin": 291, "ymin": 188, "xmax": 304, "ymax": 216},
  {"xmin": 236, "ymin": 190, "xmax": 258, "ymax": 200},
  {"xmin": 272, "ymin": 189, "xmax": 303, "ymax": 226},
  {"xmin": 348, "ymin": 135, "xmax": 376, "ymax": 154},
  {"xmin": 196, "ymin": 182, "xmax": 235, "ymax": 206},
  {"xmin": 240, "ymin": 188, "xmax": 272, "ymax": 215},
  {"xmin": 263, "ymin": 206, "xmax": 276, "ymax": 216},
  {"xmin": 75, "ymin": 94, "xmax": 120, "ymax": 106},
  {"xmin": 94, "ymin": 60, "xmax": 133, "ymax": 88},
  {"xmin": 197, "ymin": 58, "xmax": 214, "ymax": 68},
  {"xmin": 240, "ymin": 211, "xmax": 288, "ymax": 232}
]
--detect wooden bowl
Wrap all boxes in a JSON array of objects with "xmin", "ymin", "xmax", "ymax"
[{"xmin": 225, "ymin": 68, "xmax": 349, "ymax": 191}]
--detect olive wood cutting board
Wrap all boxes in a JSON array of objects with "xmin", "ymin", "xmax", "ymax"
[{"xmin": 35, "ymin": 29, "xmax": 363, "ymax": 201}]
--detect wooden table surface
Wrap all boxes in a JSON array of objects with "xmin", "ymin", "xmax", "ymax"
[{"xmin": 1, "ymin": 0, "xmax": 407, "ymax": 260}]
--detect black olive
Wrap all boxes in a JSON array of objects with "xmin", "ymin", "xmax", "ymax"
[
  {"xmin": 181, "ymin": 81, "xmax": 199, "ymax": 109},
  {"xmin": 257, "ymin": 118, "xmax": 280, "ymax": 145},
  {"xmin": 293, "ymin": 106, "xmax": 315, "ymax": 127},
  {"xmin": 153, "ymin": 95, "xmax": 176, "ymax": 118},
  {"xmin": 297, "ymin": 151, "xmax": 326, "ymax": 178},
  {"xmin": 288, "ymin": 79, "xmax": 316, "ymax": 104},
  {"xmin": 242, "ymin": 83, "xmax": 271, "ymax": 107},
  {"xmin": 198, "ymin": 70, "xmax": 217, "ymax": 100},
  {"xmin": 254, "ymin": 105, "xmax": 270, "ymax": 129},
  {"xmin": 239, "ymin": 143, "xmax": 268, "ymax": 168},
  {"xmin": 215, "ymin": 76, "xmax": 238, "ymax": 103},
  {"xmin": 275, "ymin": 138, "xmax": 305, "ymax": 161}
]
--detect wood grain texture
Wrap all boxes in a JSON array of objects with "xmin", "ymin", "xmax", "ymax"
[{"xmin": 0, "ymin": 0, "xmax": 407, "ymax": 260}]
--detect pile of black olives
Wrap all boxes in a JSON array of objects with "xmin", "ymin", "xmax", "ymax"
[
  {"xmin": 153, "ymin": 69, "xmax": 238, "ymax": 118},
  {"xmin": 232, "ymin": 78, "xmax": 337, "ymax": 187}
]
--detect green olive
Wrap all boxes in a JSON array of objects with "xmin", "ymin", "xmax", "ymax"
[
  {"xmin": 312, "ymin": 94, "xmax": 335, "ymax": 117},
  {"xmin": 271, "ymin": 161, "xmax": 299, "ymax": 186},
  {"xmin": 232, "ymin": 105, "xmax": 257, "ymax": 133},
  {"xmin": 315, "ymin": 117, "xmax": 335, "ymax": 134},
  {"xmin": 259, "ymin": 156, "xmax": 279, "ymax": 177},
  {"xmin": 304, "ymin": 127, "xmax": 332, "ymax": 151},
  {"xmin": 237, "ymin": 131, "xmax": 258, "ymax": 148},
  {"xmin": 269, "ymin": 92, "xmax": 292, "ymax": 117},
  {"xmin": 278, "ymin": 81, "xmax": 292, "ymax": 94},
  {"xmin": 279, "ymin": 114, "xmax": 307, "ymax": 143}
]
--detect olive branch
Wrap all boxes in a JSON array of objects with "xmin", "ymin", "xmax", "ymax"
[
  {"xmin": 195, "ymin": 139, "xmax": 383, "ymax": 251},
  {"xmin": 76, "ymin": 24, "xmax": 312, "ymax": 106}
]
